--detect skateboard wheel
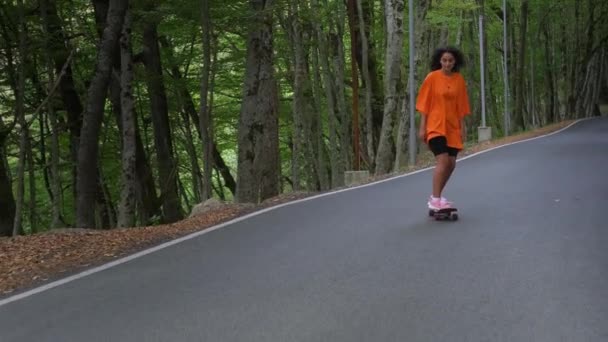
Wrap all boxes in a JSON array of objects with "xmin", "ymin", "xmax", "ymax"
[{"xmin": 452, "ymin": 214, "xmax": 459, "ymax": 221}]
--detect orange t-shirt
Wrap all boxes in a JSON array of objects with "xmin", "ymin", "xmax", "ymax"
[{"xmin": 416, "ymin": 70, "xmax": 471, "ymax": 149}]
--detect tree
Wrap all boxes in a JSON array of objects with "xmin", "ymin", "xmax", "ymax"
[
  {"xmin": 117, "ymin": 3, "xmax": 136, "ymax": 228},
  {"xmin": 141, "ymin": 11, "xmax": 183, "ymax": 223},
  {"xmin": 375, "ymin": 0, "xmax": 405, "ymax": 175},
  {"xmin": 236, "ymin": 0, "xmax": 280, "ymax": 203},
  {"xmin": 76, "ymin": 0, "xmax": 128, "ymax": 228},
  {"xmin": 0, "ymin": 118, "xmax": 15, "ymax": 237},
  {"xmin": 199, "ymin": 0, "xmax": 214, "ymax": 201}
]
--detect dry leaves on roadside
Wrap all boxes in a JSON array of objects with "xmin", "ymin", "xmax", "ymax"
[{"xmin": 0, "ymin": 205, "xmax": 253, "ymax": 295}]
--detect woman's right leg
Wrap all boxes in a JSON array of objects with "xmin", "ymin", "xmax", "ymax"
[{"xmin": 428, "ymin": 136, "xmax": 456, "ymax": 209}]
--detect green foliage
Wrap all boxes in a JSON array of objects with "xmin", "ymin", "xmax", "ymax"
[{"xmin": 426, "ymin": 0, "xmax": 478, "ymax": 29}]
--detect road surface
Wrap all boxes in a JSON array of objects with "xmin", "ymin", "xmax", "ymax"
[{"xmin": 1, "ymin": 117, "xmax": 607, "ymax": 341}]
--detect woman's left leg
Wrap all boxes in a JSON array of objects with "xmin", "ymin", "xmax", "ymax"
[{"xmin": 439, "ymin": 154, "xmax": 458, "ymax": 205}]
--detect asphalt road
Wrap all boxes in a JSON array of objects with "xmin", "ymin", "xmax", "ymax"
[{"xmin": 1, "ymin": 117, "xmax": 607, "ymax": 342}]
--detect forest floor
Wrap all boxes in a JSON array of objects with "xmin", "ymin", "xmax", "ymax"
[{"xmin": 0, "ymin": 119, "xmax": 582, "ymax": 296}]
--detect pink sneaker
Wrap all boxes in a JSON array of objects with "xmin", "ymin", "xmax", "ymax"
[
  {"xmin": 440, "ymin": 197, "xmax": 453, "ymax": 207},
  {"xmin": 428, "ymin": 196, "xmax": 451, "ymax": 210}
]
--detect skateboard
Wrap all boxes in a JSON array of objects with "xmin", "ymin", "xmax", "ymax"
[{"xmin": 428, "ymin": 207, "xmax": 458, "ymax": 221}]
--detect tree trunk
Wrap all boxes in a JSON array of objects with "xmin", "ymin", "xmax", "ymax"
[
  {"xmin": 26, "ymin": 131, "xmax": 37, "ymax": 233},
  {"xmin": 578, "ymin": 49, "xmax": 604, "ymax": 118},
  {"xmin": 0, "ymin": 7, "xmax": 17, "ymax": 237},
  {"xmin": 310, "ymin": 36, "xmax": 330, "ymax": 191},
  {"xmin": 236, "ymin": 0, "xmax": 280, "ymax": 203},
  {"xmin": 289, "ymin": 0, "xmax": 321, "ymax": 190},
  {"xmin": 200, "ymin": 0, "xmax": 213, "ymax": 200},
  {"xmin": 513, "ymin": 0, "xmax": 529, "ymax": 130},
  {"xmin": 117, "ymin": 6, "xmax": 136, "ymax": 228},
  {"xmin": 40, "ymin": 0, "xmax": 83, "ymax": 200},
  {"xmin": 354, "ymin": 0, "xmax": 384, "ymax": 158},
  {"xmin": 76, "ymin": 0, "xmax": 127, "ymax": 228},
  {"xmin": 542, "ymin": 24, "xmax": 557, "ymax": 123},
  {"xmin": 330, "ymin": 29, "xmax": 352, "ymax": 171},
  {"xmin": 134, "ymin": 128, "xmax": 160, "ymax": 224},
  {"xmin": 142, "ymin": 21, "xmax": 183, "ymax": 223},
  {"xmin": 0, "ymin": 132, "xmax": 15, "ymax": 236},
  {"xmin": 93, "ymin": 0, "xmax": 160, "ymax": 226},
  {"xmin": 180, "ymin": 109, "xmax": 203, "ymax": 202},
  {"xmin": 356, "ymin": 0, "xmax": 374, "ymax": 170},
  {"xmin": 395, "ymin": 0, "xmax": 430, "ymax": 170},
  {"xmin": 40, "ymin": 0, "xmax": 63, "ymax": 228},
  {"xmin": 161, "ymin": 42, "xmax": 237, "ymax": 197},
  {"xmin": 98, "ymin": 173, "xmax": 115, "ymax": 228},
  {"xmin": 310, "ymin": 0, "xmax": 344, "ymax": 187},
  {"xmin": 12, "ymin": 0, "xmax": 27, "ymax": 236},
  {"xmin": 108, "ymin": 70, "xmax": 160, "ymax": 226},
  {"xmin": 375, "ymin": 0, "xmax": 405, "ymax": 175}
]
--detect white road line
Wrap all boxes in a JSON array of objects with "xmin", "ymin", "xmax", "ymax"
[{"xmin": 0, "ymin": 118, "xmax": 591, "ymax": 307}]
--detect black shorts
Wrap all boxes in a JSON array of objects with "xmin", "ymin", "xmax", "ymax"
[{"xmin": 428, "ymin": 136, "xmax": 459, "ymax": 157}]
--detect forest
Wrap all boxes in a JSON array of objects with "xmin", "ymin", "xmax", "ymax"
[{"xmin": 1, "ymin": 0, "xmax": 606, "ymax": 236}]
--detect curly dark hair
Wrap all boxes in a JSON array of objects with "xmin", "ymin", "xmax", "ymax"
[{"xmin": 430, "ymin": 46, "xmax": 466, "ymax": 72}]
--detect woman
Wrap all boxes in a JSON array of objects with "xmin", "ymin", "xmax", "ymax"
[{"xmin": 416, "ymin": 46, "xmax": 471, "ymax": 210}]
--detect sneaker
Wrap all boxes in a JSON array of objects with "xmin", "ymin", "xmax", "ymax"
[
  {"xmin": 428, "ymin": 196, "xmax": 451, "ymax": 210},
  {"xmin": 440, "ymin": 197, "xmax": 453, "ymax": 207}
]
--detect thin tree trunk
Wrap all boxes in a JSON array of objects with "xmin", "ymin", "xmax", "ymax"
[
  {"xmin": 0, "ymin": 122, "xmax": 15, "ymax": 236},
  {"xmin": 356, "ymin": 0, "xmax": 374, "ymax": 170},
  {"xmin": 200, "ymin": 0, "xmax": 213, "ymax": 200},
  {"xmin": 331, "ymin": 28, "xmax": 352, "ymax": 171},
  {"xmin": 76, "ymin": 0, "xmax": 128, "ymax": 228},
  {"xmin": 513, "ymin": 0, "xmax": 529, "ymax": 130},
  {"xmin": 184, "ymin": 111, "xmax": 204, "ymax": 202},
  {"xmin": 310, "ymin": 0, "xmax": 344, "ymax": 187},
  {"xmin": 12, "ymin": 0, "xmax": 27, "ymax": 236},
  {"xmin": 98, "ymin": 172, "xmax": 115, "ymax": 228},
  {"xmin": 142, "ymin": 21, "xmax": 183, "ymax": 223},
  {"xmin": 26, "ymin": 131, "xmax": 37, "ymax": 233},
  {"xmin": 353, "ymin": 0, "xmax": 384, "ymax": 157},
  {"xmin": 158, "ymin": 42, "xmax": 202, "ymax": 203},
  {"xmin": 40, "ymin": 0, "xmax": 63, "ymax": 228},
  {"xmin": 542, "ymin": 24, "xmax": 556, "ymax": 123},
  {"xmin": 310, "ymin": 36, "xmax": 330, "ymax": 190},
  {"xmin": 93, "ymin": 0, "xmax": 160, "ymax": 225},
  {"xmin": 117, "ymin": 4, "xmax": 136, "ymax": 228},
  {"xmin": 394, "ymin": 86, "xmax": 409, "ymax": 171},
  {"xmin": 0, "ymin": 5, "xmax": 17, "ymax": 236},
  {"xmin": 395, "ymin": 0, "xmax": 430, "ymax": 169},
  {"xmin": 375, "ymin": 0, "xmax": 405, "ymax": 175},
  {"xmin": 236, "ymin": 0, "xmax": 280, "ymax": 203},
  {"xmin": 160, "ymin": 35, "xmax": 236, "ymax": 197},
  {"xmin": 346, "ymin": 0, "xmax": 362, "ymax": 170},
  {"xmin": 134, "ymin": 126, "xmax": 160, "ymax": 224},
  {"xmin": 41, "ymin": 0, "xmax": 83, "ymax": 201},
  {"xmin": 289, "ymin": 0, "xmax": 320, "ymax": 190}
]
